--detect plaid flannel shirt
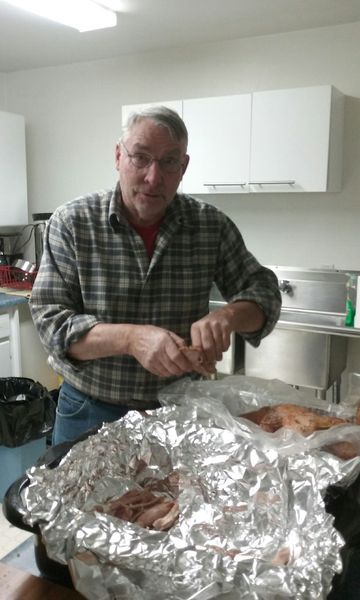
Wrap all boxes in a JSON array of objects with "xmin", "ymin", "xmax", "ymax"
[{"xmin": 29, "ymin": 186, "xmax": 281, "ymax": 407}]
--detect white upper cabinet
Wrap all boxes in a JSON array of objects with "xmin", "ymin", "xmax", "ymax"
[
  {"xmin": 249, "ymin": 85, "xmax": 344, "ymax": 192},
  {"xmin": 0, "ymin": 111, "xmax": 28, "ymax": 225},
  {"xmin": 182, "ymin": 94, "xmax": 251, "ymax": 194},
  {"xmin": 121, "ymin": 85, "xmax": 344, "ymax": 194}
]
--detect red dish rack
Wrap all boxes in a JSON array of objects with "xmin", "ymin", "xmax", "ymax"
[{"xmin": 0, "ymin": 266, "xmax": 37, "ymax": 290}]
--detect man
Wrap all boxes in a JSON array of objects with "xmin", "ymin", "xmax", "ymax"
[{"xmin": 30, "ymin": 106, "xmax": 281, "ymax": 444}]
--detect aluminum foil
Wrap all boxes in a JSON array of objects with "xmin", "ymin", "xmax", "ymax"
[{"xmin": 22, "ymin": 376, "xmax": 360, "ymax": 600}]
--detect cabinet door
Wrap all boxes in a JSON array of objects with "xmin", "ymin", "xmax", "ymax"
[
  {"xmin": 249, "ymin": 86, "xmax": 343, "ymax": 192},
  {"xmin": 0, "ymin": 339, "xmax": 11, "ymax": 377},
  {"xmin": 182, "ymin": 94, "xmax": 251, "ymax": 194},
  {"xmin": 0, "ymin": 313, "xmax": 11, "ymax": 377},
  {"xmin": 0, "ymin": 111, "xmax": 28, "ymax": 225}
]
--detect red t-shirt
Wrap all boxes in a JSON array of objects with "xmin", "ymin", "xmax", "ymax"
[{"xmin": 131, "ymin": 220, "xmax": 163, "ymax": 258}]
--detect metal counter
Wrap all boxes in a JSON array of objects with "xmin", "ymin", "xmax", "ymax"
[{"xmin": 275, "ymin": 315, "xmax": 360, "ymax": 339}]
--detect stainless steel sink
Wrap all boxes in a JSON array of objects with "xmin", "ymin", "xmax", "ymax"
[
  {"xmin": 245, "ymin": 328, "xmax": 348, "ymax": 393},
  {"xmin": 244, "ymin": 267, "xmax": 350, "ymax": 394}
]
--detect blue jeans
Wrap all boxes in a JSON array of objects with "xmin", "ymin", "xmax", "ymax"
[{"xmin": 52, "ymin": 381, "xmax": 130, "ymax": 445}]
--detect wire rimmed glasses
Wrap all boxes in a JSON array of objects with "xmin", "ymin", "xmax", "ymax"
[{"xmin": 121, "ymin": 142, "xmax": 185, "ymax": 174}]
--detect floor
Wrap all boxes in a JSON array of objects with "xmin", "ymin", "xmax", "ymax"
[
  {"xmin": 0, "ymin": 502, "xmax": 41, "ymax": 577},
  {"xmin": 0, "ymin": 501, "xmax": 32, "ymax": 559}
]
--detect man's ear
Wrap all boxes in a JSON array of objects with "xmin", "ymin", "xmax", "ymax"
[
  {"xmin": 181, "ymin": 154, "xmax": 190, "ymax": 177},
  {"xmin": 115, "ymin": 142, "xmax": 121, "ymax": 171}
]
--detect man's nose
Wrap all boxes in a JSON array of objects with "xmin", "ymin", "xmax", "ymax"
[{"xmin": 144, "ymin": 160, "xmax": 163, "ymax": 185}]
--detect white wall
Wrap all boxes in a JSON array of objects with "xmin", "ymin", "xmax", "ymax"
[
  {"xmin": 3, "ymin": 21, "xmax": 360, "ymax": 270},
  {"xmin": 0, "ymin": 73, "xmax": 8, "ymax": 109}
]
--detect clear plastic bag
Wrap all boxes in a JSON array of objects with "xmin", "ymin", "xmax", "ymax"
[
  {"xmin": 343, "ymin": 372, "xmax": 360, "ymax": 407},
  {"xmin": 159, "ymin": 375, "xmax": 360, "ymax": 465}
]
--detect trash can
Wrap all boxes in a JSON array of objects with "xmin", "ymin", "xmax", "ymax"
[{"xmin": 0, "ymin": 377, "xmax": 55, "ymax": 500}]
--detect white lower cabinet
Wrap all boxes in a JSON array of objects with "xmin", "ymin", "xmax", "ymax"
[
  {"xmin": 0, "ymin": 339, "xmax": 11, "ymax": 377},
  {"xmin": 18, "ymin": 303, "xmax": 58, "ymax": 389},
  {"xmin": 0, "ymin": 304, "xmax": 58, "ymax": 387},
  {"xmin": 0, "ymin": 313, "xmax": 11, "ymax": 377}
]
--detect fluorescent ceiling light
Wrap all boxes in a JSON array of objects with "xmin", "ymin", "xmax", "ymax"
[
  {"xmin": 4, "ymin": 0, "xmax": 117, "ymax": 32},
  {"xmin": 95, "ymin": 0, "xmax": 123, "ymax": 10}
]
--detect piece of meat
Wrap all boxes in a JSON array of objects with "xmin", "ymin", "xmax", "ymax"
[
  {"xmin": 240, "ymin": 406, "xmax": 272, "ymax": 427},
  {"xmin": 179, "ymin": 345, "xmax": 216, "ymax": 377},
  {"xmin": 271, "ymin": 546, "xmax": 290, "ymax": 566},
  {"xmin": 136, "ymin": 499, "xmax": 177, "ymax": 529},
  {"xmin": 152, "ymin": 501, "xmax": 180, "ymax": 531},
  {"xmin": 102, "ymin": 479, "xmax": 180, "ymax": 531},
  {"xmin": 106, "ymin": 488, "xmax": 162, "ymax": 522},
  {"xmin": 242, "ymin": 403, "xmax": 350, "ymax": 436},
  {"xmin": 241, "ymin": 403, "xmax": 359, "ymax": 459},
  {"xmin": 323, "ymin": 441, "xmax": 359, "ymax": 461}
]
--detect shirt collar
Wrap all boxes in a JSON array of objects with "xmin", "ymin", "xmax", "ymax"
[
  {"xmin": 108, "ymin": 184, "xmax": 194, "ymax": 232},
  {"xmin": 108, "ymin": 183, "xmax": 128, "ymax": 232}
]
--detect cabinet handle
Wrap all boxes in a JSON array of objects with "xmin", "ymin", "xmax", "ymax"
[
  {"xmin": 203, "ymin": 182, "xmax": 247, "ymax": 187},
  {"xmin": 248, "ymin": 180, "xmax": 296, "ymax": 185},
  {"xmin": 203, "ymin": 180, "xmax": 296, "ymax": 187}
]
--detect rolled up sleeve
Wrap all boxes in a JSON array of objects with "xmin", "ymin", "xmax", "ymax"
[
  {"xmin": 214, "ymin": 217, "xmax": 281, "ymax": 347},
  {"xmin": 29, "ymin": 209, "xmax": 100, "ymax": 369}
]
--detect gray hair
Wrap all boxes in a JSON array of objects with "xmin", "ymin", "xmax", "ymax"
[{"xmin": 121, "ymin": 105, "xmax": 188, "ymax": 147}]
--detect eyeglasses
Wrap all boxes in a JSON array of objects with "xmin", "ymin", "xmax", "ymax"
[{"xmin": 121, "ymin": 142, "xmax": 185, "ymax": 174}]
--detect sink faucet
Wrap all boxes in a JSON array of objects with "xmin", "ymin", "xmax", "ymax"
[{"xmin": 278, "ymin": 279, "xmax": 292, "ymax": 294}]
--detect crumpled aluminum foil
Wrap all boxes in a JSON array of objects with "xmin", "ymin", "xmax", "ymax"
[{"xmin": 22, "ymin": 376, "xmax": 360, "ymax": 600}]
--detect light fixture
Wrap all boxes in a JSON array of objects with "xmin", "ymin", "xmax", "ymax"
[
  {"xmin": 3, "ymin": 0, "xmax": 117, "ymax": 32},
  {"xmin": 94, "ymin": 0, "xmax": 123, "ymax": 10}
]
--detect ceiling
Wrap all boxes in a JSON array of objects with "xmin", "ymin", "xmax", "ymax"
[{"xmin": 1, "ymin": 0, "xmax": 360, "ymax": 73}]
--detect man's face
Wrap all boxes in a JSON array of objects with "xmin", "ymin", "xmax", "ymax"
[{"xmin": 115, "ymin": 118, "xmax": 189, "ymax": 226}]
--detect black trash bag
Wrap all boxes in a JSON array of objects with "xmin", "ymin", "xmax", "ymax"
[
  {"xmin": 325, "ymin": 474, "xmax": 360, "ymax": 599},
  {"xmin": 0, "ymin": 377, "xmax": 56, "ymax": 448}
]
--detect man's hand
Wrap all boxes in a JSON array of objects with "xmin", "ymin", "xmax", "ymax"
[
  {"xmin": 190, "ymin": 308, "xmax": 232, "ymax": 367},
  {"xmin": 190, "ymin": 301, "xmax": 266, "ymax": 366},
  {"xmin": 128, "ymin": 325, "xmax": 195, "ymax": 377}
]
